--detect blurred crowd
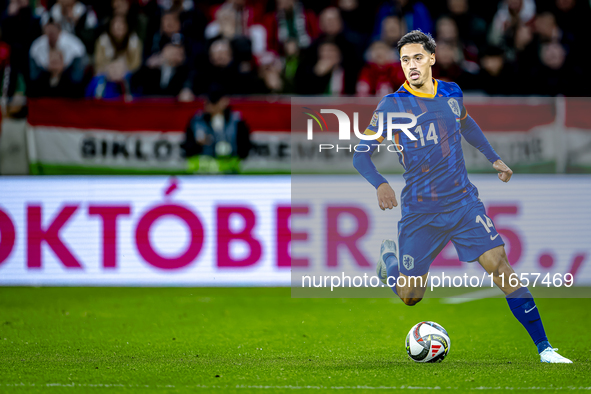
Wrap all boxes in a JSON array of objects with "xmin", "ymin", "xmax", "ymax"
[{"xmin": 0, "ymin": 0, "xmax": 587, "ymax": 114}]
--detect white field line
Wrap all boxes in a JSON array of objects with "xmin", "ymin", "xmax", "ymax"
[
  {"xmin": 1, "ymin": 383, "xmax": 588, "ymax": 390},
  {"xmin": 440, "ymin": 288, "xmax": 502, "ymax": 304}
]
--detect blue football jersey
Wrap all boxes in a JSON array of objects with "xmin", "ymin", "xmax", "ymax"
[{"xmin": 365, "ymin": 79, "xmax": 479, "ymax": 214}]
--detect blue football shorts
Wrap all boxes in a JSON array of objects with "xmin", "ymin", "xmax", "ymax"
[{"xmin": 397, "ymin": 200, "xmax": 505, "ymax": 277}]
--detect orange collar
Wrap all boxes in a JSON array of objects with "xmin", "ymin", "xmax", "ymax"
[{"xmin": 403, "ymin": 79, "xmax": 438, "ymax": 98}]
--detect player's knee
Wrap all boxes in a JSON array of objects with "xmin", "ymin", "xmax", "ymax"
[{"xmin": 402, "ymin": 297, "xmax": 422, "ymax": 306}]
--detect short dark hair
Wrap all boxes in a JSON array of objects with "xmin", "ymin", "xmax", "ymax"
[{"xmin": 397, "ymin": 30, "xmax": 436, "ymax": 55}]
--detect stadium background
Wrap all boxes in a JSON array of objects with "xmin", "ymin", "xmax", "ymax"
[
  {"xmin": 2, "ymin": 0, "xmax": 591, "ymax": 391},
  {"xmin": 0, "ymin": 0, "xmax": 589, "ymax": 286},
  {"xmin": 1, "ymin": 0, "xmax": 591, "ymax": 175}
]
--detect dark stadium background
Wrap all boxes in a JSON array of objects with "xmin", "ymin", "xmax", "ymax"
[
  {"xmin": 0, "ymin": 0, "xmax": 587, "ymax": 102},
  {"xmin": 1, "ymin": 0, "xmax": 591, "ymax": 392}
]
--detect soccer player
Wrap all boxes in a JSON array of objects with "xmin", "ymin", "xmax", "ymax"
[{"xmin": 353, "ymin": 30, "xmax": 571, "ymax": 364}]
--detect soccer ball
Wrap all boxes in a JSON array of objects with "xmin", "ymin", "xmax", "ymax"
[{"xmin": 405, "ymin": 321, "xmax": 450, "ymax": 363}]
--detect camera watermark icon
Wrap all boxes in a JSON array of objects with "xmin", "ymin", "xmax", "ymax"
[{"xmin": 303, "ymin": 107, "xmax": 418, "ymax": 152}]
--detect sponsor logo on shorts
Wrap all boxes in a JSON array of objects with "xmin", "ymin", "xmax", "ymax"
[
  {"xmin": 402, "ymin": 254, "xmax": 414, "ymax": 270},
  {"xmin": 490, "ymin": 234, "xmax": 500, "ymax": 241}
]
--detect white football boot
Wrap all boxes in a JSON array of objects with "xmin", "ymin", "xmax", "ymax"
[
  {"xmin": 540, "ymin": 348, "xmax": 573, "ymax": 363},
  {"xmin": 376, "ymin": 239, "xmax": 398, "ymax": 285}
]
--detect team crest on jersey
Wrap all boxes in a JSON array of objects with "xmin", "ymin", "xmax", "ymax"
[
  {"xmin": 447, "ymin": 98, "xmax": 461, "ymax": 117},
  {"xmin": 370, "ymin": 111, "xmax": 379, "ymax": 127},
  {"xmin": 402, "ymin": 254, "xmax": 414, "ymax": 270}
]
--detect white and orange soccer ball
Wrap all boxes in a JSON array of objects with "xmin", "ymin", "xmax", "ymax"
[{"xmin": 405, "ymin": 321, "xmax": 450, "ymax": 363}]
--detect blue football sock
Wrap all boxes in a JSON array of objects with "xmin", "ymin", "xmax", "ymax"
[
  {"xmin": 506, "ymin": 287, "xmax": 551, "ymax": 353},
  {"xmin": 384, "ymin": 253, "xmax": 399, "ymax": 296}
]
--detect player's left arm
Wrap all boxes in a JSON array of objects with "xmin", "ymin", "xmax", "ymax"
[{"xmin": 460, "ymin": 110, "xmax": 513, "ymax": 183}]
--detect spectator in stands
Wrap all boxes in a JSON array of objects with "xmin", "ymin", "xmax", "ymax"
[
  {"xmin": 132, "ymin": 0, "xmax": 161, "ymax": 47},
  {"xmin": 86, "ymin": 57, "xmax": 132, "ymax": 100},
  {"xmin": 281, "ymin": 37, "xmax": 299, "ymax": 93},
  {"xmin": 431, "ymin": 40, "xmax": 470, "ymax": 84},
  {"xmin": 0, "ymin": 0, "xmax": 581, "ymax": 100},
  {"xmin": 155, "ymin": 0, "xmax": 207, "ymax": 50},
  {"xmin": 263, "ymin": 0, "xmax": 319, "ymax": 55},
  {"xmin": 131, "ymin": 32, "xmax": 190, "ymax": 97},
  {"xmin": 145, "ymin": 10, "xmax": 180, "ymax": 60},
  {"xmin": 435, "ymin": 15, "xmax": 457, "ymax": 43},
  {"xmin": 488, "ymin": 0, "xmax": 536, "ymax": 49},
  {"xmin": 85, "ymin": 0, "xmax": 111, "ymax": 20},
  {"xmin": 157, "ymin": 0, "xmax": 207, "ymax": 43},
  {"xmin": 148, "ymin": 4, "xmax": 207, "ymax": 100},
  {"xmin": 158, "ymin": 0, "xmax": 193, "ymax": 13},
  {"xmin": 531, "ymin": 41, "xmax": 580, "ymax": 96},
  {"xmin": 29, "ymin": 18, "xmax": 87, "ymax": 85},
  {"xmin": 180, "ymin": 6, "xmax": 208, "ymax": 45},
  {"xmin": 109, "ymin": 0, "xmax": 149, "ymax": 45},
  {"xmin": 207, "ymin": 0, "xmax": 266, "ymax": 28},
  {"xmin": 315, "ymin": 7, "xmax": 360, "ymax": 72},
  {"xmin": 356, "ymin": 40, "xmax": 405, "ymax": 96},
  {"xmin": 0, "ymin": 0, "xmax": 42, "ymax": 78},
  {"xmin": 41, "ymin": 0, "xmax": 99, "ymax": 54},
  {"xmin": 95, "ymin": 15, "xmax": 142, "ymax": 74},
  {"xmin": 373, "ymin": 0, "xmax": 433, "ymax": 40},
  {"xmin": 183, "ymin": 86, "xmax": 251, "ymax": 161},
  {"xmin": 435, "ymin": 16, "xmax": 478, "ymax": 65},
  {"xmin": 532, "ymin": 11, "xmax": 575, "ymax": 54},
  {"xmin": 321, "ymin": 6, "xmax": 362, "ymax": 56},
  {"xmin": 297, "ymin": 7, "xmax": 359, "ymax": 95},
  {"xmin": 5, "ymin": 0, "xmax": 45, "ymax": 15},
  {"xmin": 111, "ymin": 0, "xmax": 131, "ymax": 18},
  {"xmin": 28, "ymin": 48, "xmax": 84, "ymax": 98},
  {"xmin": 197, "ymin": 38, "xmax": 232, "ymax": 93},
  {"xmin": 204, "ymin": 6, "xmax": 254, "ymax": 70},
  {"xmin": 0, "ymin": 32, "xmax": 26, "ymax": 118},
  {"xmin": 533, "ymin": 12, "xmax": 562, "ymax": 44},
  {"xmin": 507, "ymin": 12, "xmax": 563, "ymax": 64},
  {"xmin": 467, "ymin": 46, "xmax": 516, "ymax": 95},
  {"xmin": 337, "ymin": 0, "xmax": 375, "ymax": 41},
  {"xmin": 550, "ymin": 0, "xmax": 590, "ymax": 49},
  {"xmin": 445, "ymin": 0, "xmax": 487, "ymax": 49},
  {"xmin": 86, "ymin": 58, "xmax": 132, "ymax": 101},
  {"xmin": 514, "ymin": 23, "xmax": 534, "ymax": 53},
  {"xmin": 205, "ymin": 0, "xmax": 266, "ymax": 58},
  {"xmin": 512, "ymin": 12, "xmax": 569, "ymax": 82},
  {"xmin": 380, "ymin": 15, "xmax": 406, "ymax": 55},
  {"xmin": 295, "ymin": 40, "xmax": 348, "ymax": 95},
  {"xmin": 258, "ymin": 51, "xmax": 283, "ymax": 93},
  {"xmin": 193, "ymin": 37, "xmax": 260, "ymax": 95},
  {"xmin": 509, "ymin": 23, "xmax": 538, "ymax": 86}
]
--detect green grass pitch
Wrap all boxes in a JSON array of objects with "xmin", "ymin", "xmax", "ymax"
[{"xmin": 1, "ymin": 287, "xmax": 590, "ymax": 393}]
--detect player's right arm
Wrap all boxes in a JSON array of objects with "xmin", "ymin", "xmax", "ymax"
[
  {"xmin": 353, "ymin": 99, "xmax": 399, "ymax": 210},
  {"xmin": 353, "ymin": 138, "xmax": 399, "ymax": 210}
]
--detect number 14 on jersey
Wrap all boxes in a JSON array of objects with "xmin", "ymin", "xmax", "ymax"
[{"xmin": 414, "ymin": 123, "xmax": 439, "ymax": 146}]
